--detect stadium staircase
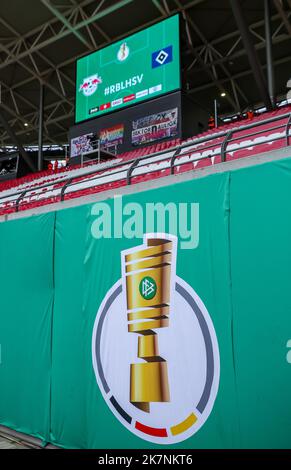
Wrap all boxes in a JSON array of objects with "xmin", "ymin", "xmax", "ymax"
[{"xmin": 0, "ymin": 104, "xmax": 290, "ymax": 216}]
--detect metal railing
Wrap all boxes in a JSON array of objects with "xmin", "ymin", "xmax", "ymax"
[
  {"xmin": 0, "ymin": 111, "xmax": 290, "ymax": 214},
  {"xmin": 80, "ymin": 139, "xmax": 118, "ymax": 167}
]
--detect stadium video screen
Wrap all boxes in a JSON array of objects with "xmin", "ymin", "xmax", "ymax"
[{"xmin": 75, "ymin": 15, "xmax": 180, "ymax": 123}]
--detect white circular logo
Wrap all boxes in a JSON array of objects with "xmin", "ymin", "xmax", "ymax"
[
  {"xmin": 92, "ymin": 235, "xmax": 220, "ymax": 445},
  {"xmin": 79, "ymin": 74, "xmax": 102, "ymax": 97}
]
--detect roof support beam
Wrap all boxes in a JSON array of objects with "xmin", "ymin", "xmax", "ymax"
[
  {"xmin": 177, "ymin": 0, "xmax": 247, "ymax": 109},
  {"xmin": 151, "ymin": 0, "xmax": 167, "ymax": 16},
  {"xmin": 163, "ymin": 0, "xmax": 171, "ymax": 15},
  {"xmin": 0, "ymin": 106, "xmax": 36, "ymax": 171},
  {"xmin": 1, "ymin": 2, "xmax": 288, "ymax": 101},
  {"xmin": 0, "ymin": 40, "xmax": 72, "ymax": 105},
  {"xmin": 0, "ymin": 16, "xmax": 75, "ymax": 92},
  {"xmin": 38, "ymin": 83, "xmax": 44, "ymax": 171},
  {"xmin": 40, "ymin": 0, "xmax": 93, "ymax": 50},
  {"xmin": 182, "ymin": 8, "xmax": 238, "ymax": 112},
  {"xmin": 0, "ymin": 0, "xmax": 134, "ymax": 69},
  {"xmin": 188, "ymin": 53, "xmax": 291, "ymax": 96},
  {"xmin": 230, "ymin": 0, "xmax": 272, "ymax": 110},
  {"xmin": 0, "ymin": 82, "xmax": 69, "ymax": 144}
]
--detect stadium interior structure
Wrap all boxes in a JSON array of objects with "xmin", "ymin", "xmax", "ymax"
[
  {"xmin": 0, "ymin": 1, "xmax": 290, "ymax": 206},
  {"xmin": 0, "ymin": 0, "xmax": 291, "ymax": 451}
]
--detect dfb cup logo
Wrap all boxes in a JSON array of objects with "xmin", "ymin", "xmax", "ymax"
[
  {"xmin": 79, "ymin": 74, "xmax": 102, "ymax": 97},
  {"xmin": 117, "ymin": 42, "xmax": 130, "ymax": 62},
  {"xmin": 92, "ymin": 234, "xmax": 220, "ymax": 444}
]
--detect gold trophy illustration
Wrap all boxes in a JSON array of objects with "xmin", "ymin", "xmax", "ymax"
[{"xmin": 123, "ymin": 237, "xmax": 173, "ymax": 412}]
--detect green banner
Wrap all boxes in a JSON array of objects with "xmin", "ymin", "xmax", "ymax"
[
  {"xmin": 0, "ymin": 157, "xmax": 291, "ymax": 448},
  {"xmin": 0, "ymin": 213, "xmax": 55, "ymax": 442},
  {"xmin": 230, "ymin": 160, "xmax": 291, "ymax": 448},
  {"xmin": 49, "ymin": 173, "xmax": 238, "ymax": 449}
]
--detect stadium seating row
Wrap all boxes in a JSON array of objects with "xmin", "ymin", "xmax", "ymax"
[{"xmin": 0, "ymin": 104, "xmax": 290, "ymax": 216}]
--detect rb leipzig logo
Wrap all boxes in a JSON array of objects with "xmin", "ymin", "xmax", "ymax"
[
  {"xmin": 92, "ymin": 234, "xmax": 220, "ymax": 444},
  {"xmin": 79, "ymin": 74, "xmax": 102, "ymax": 97}
]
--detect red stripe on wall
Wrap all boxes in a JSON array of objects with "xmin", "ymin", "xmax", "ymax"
[{"xmin": 135, "ymin": 421, "xmax": 167, "ymax": 437}]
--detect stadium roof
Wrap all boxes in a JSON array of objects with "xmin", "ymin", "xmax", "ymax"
[{"xmin": 0, "ymin": 0, "xmax": 290, "ymax": 147}]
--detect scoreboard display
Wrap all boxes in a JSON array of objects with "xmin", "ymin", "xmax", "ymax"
[{"xmin": 75, "ymin": 15, "xmax": 180, "ymax": 123}]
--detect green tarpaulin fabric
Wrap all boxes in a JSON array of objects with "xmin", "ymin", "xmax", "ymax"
[
  {"xmin": 0, "ymin": 156, "xmax": 291, "ymax": 448},
  {"xmin": 230, "ymin": 159, "xmax": 291, "ymax": 448},
  {"xmin": 50, "ymin": 173, "xmax": 238, "ymax": 449}
]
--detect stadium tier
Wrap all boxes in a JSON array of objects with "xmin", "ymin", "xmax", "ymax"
[
  {"xmin": 2, "ymin": 0, "xmax": 291, "ymax": 453},
  {"xmin": 0, "ymin": 104, "xmax": 290, "ymax": 216}
]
